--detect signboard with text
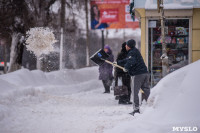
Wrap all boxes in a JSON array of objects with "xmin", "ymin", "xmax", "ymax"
[
  {"xmin": 100, "ymin": 9, "xmax": 119, "ymax": 23},
  {"xmin": 90, "ymin": 0, "xmax": 139, "ymax": 30}
]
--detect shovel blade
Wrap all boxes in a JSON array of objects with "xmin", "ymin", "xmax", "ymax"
[{"xmin": 90, "ymin": 49, "xmax": 109, "ymax": 66}]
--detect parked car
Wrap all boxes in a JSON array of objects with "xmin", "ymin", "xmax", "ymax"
[{"xmin": 0, "ymin": 62, "xmax": 9, "ymax": 74}]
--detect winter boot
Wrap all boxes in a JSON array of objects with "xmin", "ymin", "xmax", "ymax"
[
  {"xmin": 126, "ymin": 101, "xmax": 132, "ymax": 104},
  {"xmin": 115, "ymin": 96, "xmax": 119, "ymax": 100},
  {"xmin": 129, "ymin": 109, "xmax": 140, "ymax": 116}
]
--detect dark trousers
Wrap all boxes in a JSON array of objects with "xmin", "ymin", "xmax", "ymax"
[
  {"xmin": 102, "ymin": 80, "xmax": 112, "ymax": 92},
  {"xmin": 131, "ymin": 73, "xmax": 150, "ymax": 110}
]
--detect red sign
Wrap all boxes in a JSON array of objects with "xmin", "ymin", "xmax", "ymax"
[
  {"xmin": 100, "ymin": 9, "xmax": 119, "ymax": 23},
  {"xmin": 90, "ymin": 0, "xmax": 139, "ymax": 30}
]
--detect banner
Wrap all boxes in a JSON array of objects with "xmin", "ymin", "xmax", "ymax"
[{"xmin": 90, "ymin": 0, "xmax": 139, "ymax": 30}]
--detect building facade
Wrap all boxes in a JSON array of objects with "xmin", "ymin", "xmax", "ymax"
[{"xmin": 134, "ymin": 0, "xmax": 200, "ymax": 86}]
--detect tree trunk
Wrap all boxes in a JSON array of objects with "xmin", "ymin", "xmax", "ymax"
[
  {"xmin": 59, "ymin": 0, "xmax": 65, "ymax": 69},
  {"xmin": 36, "ymin": 56, "xmax": 41, "ymax": 70},
  {"xmin": 8, "ymin": 33, "xmax": 21, "ymax": 72},
  {"xmin": 70, "ymin": 38, "xmax": 77, "ymax": 69},
  {"xmin": 3, "ymin": 44, "xmax": 8, "ymax": 74}
]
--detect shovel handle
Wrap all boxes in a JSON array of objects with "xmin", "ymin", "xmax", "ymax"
[
  {"xmin": 104, "ymin": 59, "xmax": 144, "ymax": 94},
  {"xmin": 104, "ymin": 60, "xmax": 124, "ymax": 70}
]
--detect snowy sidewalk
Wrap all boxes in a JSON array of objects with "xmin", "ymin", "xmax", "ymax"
[
  {"xmin": 0, "ymin": 67, "xmax": 133, "ymax": 133},
  {"xmin": 0, "ymin": 86, "xmax": 133, "ymax": 133}
]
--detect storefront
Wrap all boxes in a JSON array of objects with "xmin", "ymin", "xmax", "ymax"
[
  {"xmin": 148, "ymin": 18, "xmax": 190, "ymax": 86},
  {"xmin": 134, "ymin": 0, "xmax": 200, "ymax": 87}
]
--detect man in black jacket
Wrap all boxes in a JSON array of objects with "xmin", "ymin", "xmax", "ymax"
[{"xmin": 117, "ymin": 39, "xmax": 150, "ymax": 116}]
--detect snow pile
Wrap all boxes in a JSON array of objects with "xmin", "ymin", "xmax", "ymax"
[
  {"xmin": 0, "ymin": 67, "xmax": 99, "ymax": 96},
  {"xmin": 105, "ymin": 60, "xmax": 200, "ymax": 133},
  {"xmin": 0, "ymin": 67, "xmax": 101, "ymax": 123},
  {"xmin": 25, "ymin": 27, "xmax": 57, "ymax": 57}
]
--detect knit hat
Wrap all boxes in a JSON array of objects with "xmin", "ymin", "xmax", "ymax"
[
  {"xmin": 126, "ymin": 39, "xmax": 136, "ymax": 49},
  {"xmin": 104, "ymin": 45, "xmax": 110, "ymax": 50},
  {"xmin": 104, "ymin": 45, "xmax": 112, "ymax": 54}
]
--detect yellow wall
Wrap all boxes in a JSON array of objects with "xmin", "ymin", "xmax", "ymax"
[
  {"xmin": 135, "ymin": 9, "xmax": 146, "ymax": 63},
  {"xmin": 192, "ymin": 8, "xmax": 200, "ymax": 62}
]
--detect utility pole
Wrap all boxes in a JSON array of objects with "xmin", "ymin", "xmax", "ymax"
[
  {"xmin": 157, "ymin": 0, "xmax": 169, "ymax": 77},
  {"xmin": 60, "ymin": 0, "xmax": 65, "ymax": 70},
  {"xmin": 85, "ymin": 0, "xmax": 90, "ymax": 66},
  {"xmin": 101, "ymin": 29, "xmax": 104, "ymax": 49}
]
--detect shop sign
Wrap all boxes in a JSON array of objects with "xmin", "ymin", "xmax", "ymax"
[{"xmin": 149, "ymin": 21, "xmax": 156, "ymax": 28}]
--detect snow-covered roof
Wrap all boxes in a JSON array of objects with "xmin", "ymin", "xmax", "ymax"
[{"xmin": 135, "ymin": 0, "xmax": 200, "ymax": 9}]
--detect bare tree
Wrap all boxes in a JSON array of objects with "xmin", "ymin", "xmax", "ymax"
[
  {"xmin": 0, "ymin": 0, "xmax": 32, "ymax": 72},
  {"xmin": 0, "ymin": 0, "xmax": 57, "ymax": 72}
]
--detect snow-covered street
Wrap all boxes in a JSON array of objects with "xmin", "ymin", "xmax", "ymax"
[
  {"xmin": 0, "ymin": 67, "xmax": 133, "ymax": 133},
  {"xmin": 1, "ymin": 61, "xmax": 200, "ymax": 133}
]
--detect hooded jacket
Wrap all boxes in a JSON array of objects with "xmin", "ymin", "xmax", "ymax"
[
  {"xmin": 115, "ymin": 42, "xmax": 128, "ymax": 77},
  {"xmin": 118, "ymin": 46, "xmax": 148, "ymax": 76},
  {"xmin": 99, "ymin": 45, "xmax": 114, "ymax": 80}
]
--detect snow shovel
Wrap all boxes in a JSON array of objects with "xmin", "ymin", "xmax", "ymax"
[{"xmin": 90, "ymin": 49, "xmax": 124, "ymax": 70}]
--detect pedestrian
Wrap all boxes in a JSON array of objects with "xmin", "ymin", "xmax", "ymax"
[
  {"xmin": 114, "ymin": 42, "xmax": 132, "ymax": 104},
  {"xmin": 117, "ymin": 39, "xmax": 150, "ymax": 116},
  {"xmin": 99, "ymin": 45, "xmax": 114, "ymax": 93}
]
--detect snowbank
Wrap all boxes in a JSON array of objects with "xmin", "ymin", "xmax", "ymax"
[
  {"xmin": 105, "ymin": 60, "xmax": 200, "ymax": 133},
  {"xmin": 0, "ymin": 67, "xmax": 99, "ymax": 89},
  {"xmin": 0, "ymin": 67, "xmax": 100, "ymax": 121}
]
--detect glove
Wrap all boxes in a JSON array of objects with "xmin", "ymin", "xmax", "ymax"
[
  {"xmin": 112, "ymin": 62, "xmax": 117, "ymax": 66},
  {"xmin": 123, "ymin": 68, "xmax": 128, "ymax": 72}
]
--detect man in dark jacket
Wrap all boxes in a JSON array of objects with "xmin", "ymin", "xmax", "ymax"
[
  {"xmin": 99, "ymin": 45, "xmax": 114, "ymax": 93},
  {"xmin": 117, "ymin": 39, "xmax": 150, "ymax": 116}
]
